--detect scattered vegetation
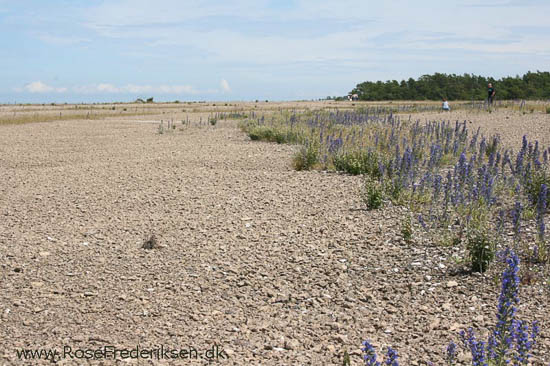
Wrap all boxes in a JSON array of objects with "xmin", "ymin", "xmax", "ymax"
[
  {"xmin": 157, "ymin": 120, "xmax": 177, "ymax": 134},
  {"xmin": 241, "ymin": 108, "xmax": 550, "ymax": 276}
]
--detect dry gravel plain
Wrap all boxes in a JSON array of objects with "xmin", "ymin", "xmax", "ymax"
[{"xmin": 1, "ymin": 102, "xmax": 549, "ymax": 365}]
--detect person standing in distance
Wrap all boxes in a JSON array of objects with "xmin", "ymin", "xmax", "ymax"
[
  {"xmin": 442, "ymin": 98, "xmax": 451, "ymax": 111},
  {"xmin": 487, "ymin": 83, "xmax": 496, "ymax": 106}
]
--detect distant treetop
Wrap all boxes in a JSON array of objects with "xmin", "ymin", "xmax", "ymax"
[{"xmin": 350, "ymin": 71, "xmax": 550, "ymax": 101}]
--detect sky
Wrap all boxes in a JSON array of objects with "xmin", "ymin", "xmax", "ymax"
[{"xmin": 1, "ymin": 0, "xmax": 549, "ymax": 103}]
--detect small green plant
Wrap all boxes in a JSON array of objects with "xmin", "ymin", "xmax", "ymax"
[
  {"xmin": 166, "ymin": 119, "xmax": 175, "ymax": 131},
  {"xmin": 466, "ymin": 225, "xmax": 495, "ymax": 272},
  {"xmin": 384, "ymin": 179, "xmax": 404, "ymax": 204},
  {"xmin": 401, "ymin": 215, "xmax": 413, "ymax": 243},
  {"xmin": 531, "ymin": 241, "xmax": 549, "ymax": 264},
  {"xmin": 522, "ymin": 206, "xmax": 536, "ymax": 220},
  {"xmin": 209, "ymin": 117, "xmax": 217, "ymax": 126},
  {"xmin": 342, "ymin": 351, "xmax": 350, "ymax": 366},
  {"xmin": 293, "ymin": 143, "xmax": 319, "ymax": 171},
  {"xmin": 363, "ymin": 180, "xmax": 383, "ymax": 210},
  {"xmin": 546, "ymin": 106, "xmax": 550, "ymax": 114},
  {"xmin": 437, "ymin": 228, "xmax": 463, "ymax": 247}
]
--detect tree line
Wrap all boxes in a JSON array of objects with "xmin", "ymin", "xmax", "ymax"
[{"xmin": 348, "ymin": 71, "xmax": 550, "ymax": 101}]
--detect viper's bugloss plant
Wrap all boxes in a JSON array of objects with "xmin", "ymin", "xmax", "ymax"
[
  {"xmin": 401, "ymin": 215, "xmax": 413, "ymax": 243},
  {"xmin": 536, "ymin": 183, "xmax": 547, "ymax": 242},
  {"xmin": 361, "ymin": 341, "xmax": 380, "ymax": 366},
  {"xmin": 364, "ymin": 179, "xmax": 384, "ymax": 210},
  {"xmin": 384, "ymin": 347, "xmax": 398, "ymax": 366},
  {"xmin": 445, "ymin": 342, "xmax": 457, "ymax": 365},
  {"xmin": 361, "ymin": 342, "xmax": 398, "ymax": 366}
]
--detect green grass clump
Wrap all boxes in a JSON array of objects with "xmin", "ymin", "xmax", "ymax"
[
  {"xmin": 332, "ymin": 150, "xmax": 384, "ymax": 178},
  {"xmin": 293, "ymin": 143, "xmax": 319, "ymax": 171},
  {"xmin": 247, "ymin": 125, "xmax": 275, "ymax": 141},
  {"xmin": 240, "ymin": 120, "xmax": 302, "ymax": 145}
]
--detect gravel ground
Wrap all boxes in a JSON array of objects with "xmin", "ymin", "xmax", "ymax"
[{"xmin": 1, "ymin": 107, "xmax": 549, "ymax": 365}]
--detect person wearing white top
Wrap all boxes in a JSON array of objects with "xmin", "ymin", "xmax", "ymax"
[{"xmin": 442, "ymin": 99, "xmax": 451, "ymax": 111}]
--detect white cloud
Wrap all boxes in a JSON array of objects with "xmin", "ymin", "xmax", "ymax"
[
  {"xmin": 80, "ymin": 0, "xmax": 550, "ymax": 67},
  {"xmin": 220, "ymin": 79, "xmax": 231, "ymax": 93},
  {"xmin": 22, "ymin": 81, "xmax": 67, "ymax": 93},
  {"xmin": 122, "ymin": 84, "xmax": 198, "ymax": 94},
  {"xmin": 96, "ymin": 83, "xmax": 119, "ymax": 93},
  {"xmin": 17, "ymin": 82, "xmax": 203, "ymax": 95}
]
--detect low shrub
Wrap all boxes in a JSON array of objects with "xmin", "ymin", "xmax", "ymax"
[
  {"xmin": 248, "ymin": 126, "xmax": 275, "ymax": 141},
  {"xmin": 332, "ymin": 150, "xmax": 384, "ymax": 178}
]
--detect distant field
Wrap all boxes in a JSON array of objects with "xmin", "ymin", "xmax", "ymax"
[{"xmin": 1, "ymin": 99, "xmax": 548, "ymax": 125}]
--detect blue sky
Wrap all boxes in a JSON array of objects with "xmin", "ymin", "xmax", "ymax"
[{"xmin": 1, "ymin": 0, "xmax": 549, "ymax": 103}]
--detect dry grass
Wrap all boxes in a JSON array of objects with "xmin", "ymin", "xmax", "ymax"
[{"xmin": 0, "ymin": 110, "xmax": 161, "ymax": 125}]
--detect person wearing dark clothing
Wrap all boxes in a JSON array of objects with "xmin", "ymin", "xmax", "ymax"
[{"xmin": 488, "ymin": 83, "xmax": 495, "ymax": 105}]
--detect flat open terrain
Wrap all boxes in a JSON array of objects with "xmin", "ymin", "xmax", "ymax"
[{"xmin": 1, "ymin": 102, "xmax": 549, "ymax": 365}]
